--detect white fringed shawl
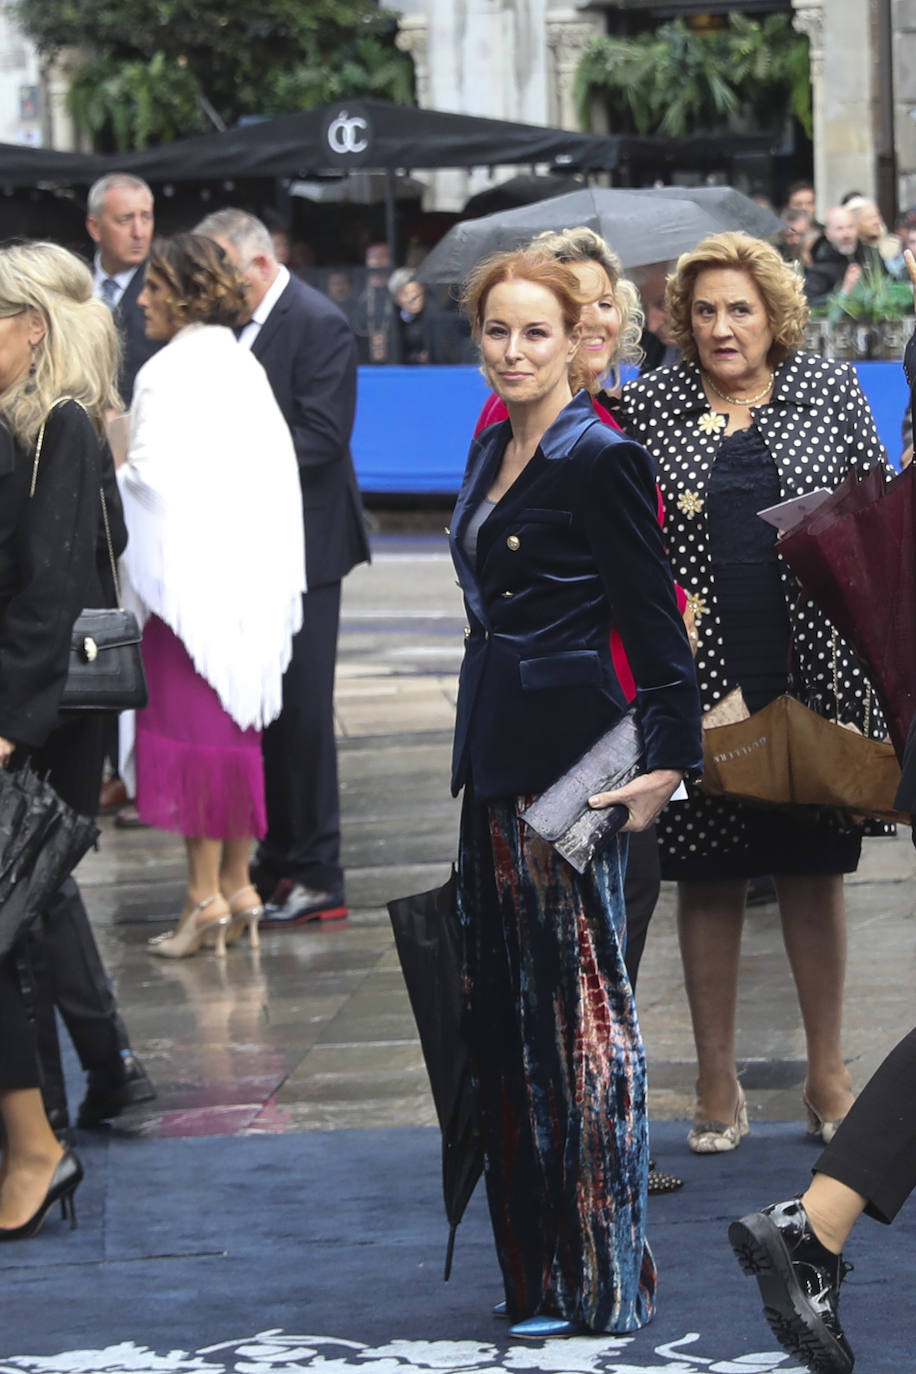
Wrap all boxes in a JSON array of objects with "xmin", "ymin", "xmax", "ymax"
[{"xmin": 118, "ymin": 322, "xmax": 306, "ymax": 730}]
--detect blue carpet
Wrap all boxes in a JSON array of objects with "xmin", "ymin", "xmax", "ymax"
[{"xmin": 0, "ymin": 1122, "xmax": 911, "ymax": 1371}]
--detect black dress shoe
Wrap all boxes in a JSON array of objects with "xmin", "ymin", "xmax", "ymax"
[
  {"xmin": 729, "ymin": 1197, "xmax": 854, "ymax": 1374},
  {"xmin": 0, "ymin": 1150, "xmax": 84, "ymax": 1240},
  {"xmin": 77, "ymin": 1052, "xmax": 156, "ymax": 1128}
]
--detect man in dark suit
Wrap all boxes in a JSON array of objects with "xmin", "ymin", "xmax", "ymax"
[
  {"xmin": 86, "ymin": 173, "xmax": 162, "ymax": 405},
  {"xmin": 196, "ymin": 209, "xmax": 370, "ymax": 924},
  {"xmin": 87, "ymin": 172, "xmax": 164, "ymax": 825}
]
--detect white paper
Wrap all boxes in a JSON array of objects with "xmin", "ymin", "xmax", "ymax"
[{"xmin": 757, "ymin": 487, "xmax": 833, "ymax": 532}]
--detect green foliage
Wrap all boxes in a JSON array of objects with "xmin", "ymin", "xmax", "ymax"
[
  {"xmin": 17, "ymin": 0, "xmax": 414, "ymax": 148},
  {"xmin": 263, "ymin": 36, "xmax": 415, "ymax": 113},
  {"xmin": 825, "ymin": 262, "xmax": 915, "ymax": 322},
  {"xmin": 68, "ymin": 52, "xmax": 205, "ymax": 150},
  {"xmin": 575, "ymin": 15, "xmax": 812, "ymax": 140}
]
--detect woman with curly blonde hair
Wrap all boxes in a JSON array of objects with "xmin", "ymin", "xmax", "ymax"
[
  {"xmin": 119, "ymin": 233, "xmax": 306, "ymax": 958},
  {"xmin": 618, "ymin": 231, "xmax": 890, "ymax": 1158}
]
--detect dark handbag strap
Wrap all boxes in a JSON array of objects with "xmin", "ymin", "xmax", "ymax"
[{"xmin": 30, "ymin": 397, "xmax": 123, "ymax": 610}]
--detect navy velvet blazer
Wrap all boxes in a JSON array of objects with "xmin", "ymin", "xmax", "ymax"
[{"xmin": 449, "ymin": 390, "xmax": 703, "ymax": 801}]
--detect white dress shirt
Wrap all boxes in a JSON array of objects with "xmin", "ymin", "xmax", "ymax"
[
  {"xmin": 236, "ymin": 265, "xmax": 290, "ymax": 349},
  {"xmin": 92, "ymin": 256, "xmax": 141, "ymax": 308}
]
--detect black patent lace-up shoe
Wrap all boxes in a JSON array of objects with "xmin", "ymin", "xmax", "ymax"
[
  {"xmin": 77, "ymin": 1052, "xmax": 156, "ymax": 1128},
  {"xmin": 729, "ymin": 1198, "xmax": 854, "ymax": 1374}
]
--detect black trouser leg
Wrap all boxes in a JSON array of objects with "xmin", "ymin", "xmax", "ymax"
[
  {"xmin": 259, "ymin": 582, "xmax": 343, "ymax": 893},
  {"xmin": 42, "ymin": 878, "xmax": 128, "ymax": 1071},
  {"xmin": 623, "ymin": 825, "xmax": 661, "ymax": 991},
  {"xmin": 814, "ymin": 1027, "xmax": 916, "ymax": 1225}
]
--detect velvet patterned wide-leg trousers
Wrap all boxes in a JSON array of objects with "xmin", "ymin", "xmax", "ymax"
[{"xmin": 458, "ymin": 789, "xmax": 656, "ymax": 1333}]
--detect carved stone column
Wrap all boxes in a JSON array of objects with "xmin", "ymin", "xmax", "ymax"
[
  {"xmin": 545, "ymin": 11, "xmax": 602, "ymax": 131},
  {"xmin": 41, "ymin": 47, "xmax": 88, "ymax": 151},
  {"xmin": 793, "ymin": 0, "xmax": 876, "ymax": 210},
  {"xmin": 395, "ymin": 16, "xmax": 429, "ymax": 110},
  {"xmin": 792, "ymin": 0, "xmax": 825, "ymax": 213}
]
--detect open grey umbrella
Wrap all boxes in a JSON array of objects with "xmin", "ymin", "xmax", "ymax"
[
  {"xmin": 462, "ymin": 173, "xmax": 586, "ymax": 220},
  {"xmin": 633, "ymin": 186, "xmax": 783, "ymax": 239},
  {"xmin": 417, "ymin": 185, "xmax": 781, "ymax": 285}
]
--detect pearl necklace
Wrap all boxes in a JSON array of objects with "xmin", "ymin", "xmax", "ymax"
[{"xmin": 703, "ymin": 370, "xmax": 774, "ymax": 407}]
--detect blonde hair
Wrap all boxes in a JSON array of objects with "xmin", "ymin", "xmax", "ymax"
[
  {"xmin": 0, "ymin": 241, "xmax": 120, "ymax": 449},
  {"xmin": 461, "ymin": 248, "xmax": 593, "ymax": 396},
  {"xmin": 528, "ymin": 225, "xmax": 644, "ymax": 386},
  {"xmin": 666, "ymin": 231, "xmax": 809, "ymax": 367}
]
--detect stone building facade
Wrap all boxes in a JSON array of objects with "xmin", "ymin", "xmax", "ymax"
[{"xmin": 396, "ymin": 0, "xmax": 916, "ymax": 220}]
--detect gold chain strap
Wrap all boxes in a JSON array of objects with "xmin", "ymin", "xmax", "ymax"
[{"xmin": 29, "ymin": 396, "xmax": 123, "ymax": 609}]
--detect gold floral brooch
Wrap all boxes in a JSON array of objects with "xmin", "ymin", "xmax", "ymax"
[
  {"xmin": 677, "ymin": 489, "xmax": 705, "ymax": 518},
  {"xmin": 698, "ymin": 411, "xmax": 726, "ymax": 436}
]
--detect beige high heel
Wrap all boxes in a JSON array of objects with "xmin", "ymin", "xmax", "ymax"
[
  {"xmin": 688, "ymin": 1085, "xmax": 750, "ymax": 1154},
  {"xmin": 803, "ymin": 1093, "xmax": 851, "ymax": 1145},
  {"xmin": 223, "ymin": 885, "xmax": 264, "ymax": 949},
  {"xmin": 147, "ymin": 894, "xmax": 231, "ymax": 959}
]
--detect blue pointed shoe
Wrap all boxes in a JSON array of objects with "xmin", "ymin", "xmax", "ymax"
[{"xmin": 509, "ymin": 1315, "xmax": 585, "ymax": 1339}]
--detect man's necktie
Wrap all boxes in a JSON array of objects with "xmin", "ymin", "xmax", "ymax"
[{"xmin": 100, "ymin": 277, "xmax": 119, "ymax": 309}]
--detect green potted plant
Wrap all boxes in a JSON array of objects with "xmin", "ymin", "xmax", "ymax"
[{"xmin": 821, "ymin": 261, "xmax": 914, "ymax": 360}]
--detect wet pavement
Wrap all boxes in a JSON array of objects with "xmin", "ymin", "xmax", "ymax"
[{"xmin": 75, "ymin": 532, "xmax": 916, "ymax": 1143}]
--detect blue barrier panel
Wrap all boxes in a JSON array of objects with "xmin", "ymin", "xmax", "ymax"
[
  {"xmin": 353, "ymin": 360, "xmax": 910, "ymax": 494},
  {"xmin": 352, "ymin": 366, "xmax": 490, "ymax": 493},
  {"xmin": 854, "ymin": 361, "xmax": 908, "ymax": 469}
]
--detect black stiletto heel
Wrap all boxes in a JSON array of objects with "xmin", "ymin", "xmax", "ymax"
[{"xmin": 0, "ymin": 1151, "xmax": 83, "ymax": 1241}]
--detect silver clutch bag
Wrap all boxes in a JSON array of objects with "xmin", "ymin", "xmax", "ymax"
[{"xmin": 519, "ymin": 709, "xmax": 643, "ymax": 874}]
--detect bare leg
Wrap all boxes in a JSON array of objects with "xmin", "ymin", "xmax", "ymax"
[
  {"xmin": 184, "ymin": 837, "xmax": 229, "ymax": 917},
  {"xmin": 219, "ymin": 837, "xmax": 255, "ymax": 901},
  {"xmin": 774, "ymin": 873, "xmax": 854, "ymax": 1122},
  {"xmin": 801, "ymin": 1174, "xmax": 867, "ymax": 1255},
  {"xmin": 0, "ymin": 1088, "xmax": 63, "ymax": 1229},
  {"xmin": 677, "ymin": 878, "xmax": 747, "ymax": 1123}
]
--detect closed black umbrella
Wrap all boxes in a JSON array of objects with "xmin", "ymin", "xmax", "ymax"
[
  {"xmin": 417, "ymin": 185, "xmax": 782, "ymax": 285},
  {"xmin": 387, "ymin": 868, "xmax": 483, "ymax": 1279},
  {"xmin": 0, "ymin": 764, "xmax": 99, "ymax": 960}
]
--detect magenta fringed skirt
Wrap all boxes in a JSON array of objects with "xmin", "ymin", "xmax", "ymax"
[{"xmin": 135, "ymin": 614, "xmax": 267, "ymax": 839}]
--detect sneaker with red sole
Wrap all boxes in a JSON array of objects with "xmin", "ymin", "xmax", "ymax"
[{"xmin": 260, "ymin": 880, "xmax": 348, "ymax": 927}]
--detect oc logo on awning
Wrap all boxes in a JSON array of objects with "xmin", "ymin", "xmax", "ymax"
[{"xmin": 326, "ymin": 110, "xmax": 369, "ymax": 157}]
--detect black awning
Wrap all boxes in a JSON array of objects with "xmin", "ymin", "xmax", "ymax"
[{"xmin": 113, "ymin": 100, "xmax": 625, "ymax": 182}]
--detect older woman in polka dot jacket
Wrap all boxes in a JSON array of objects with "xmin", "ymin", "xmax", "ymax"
[{"xmin": 617, "ymin": 231, "xmax": 891, "ymax": 1157}]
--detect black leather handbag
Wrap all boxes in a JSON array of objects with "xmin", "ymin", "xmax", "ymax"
[
  {"xmin": 61, "ymin": 606, "xmax": 148, "ymax": 712},
  {"xmin": 32, "ymin": 402, "xmax": 149, "ymax": 714}
]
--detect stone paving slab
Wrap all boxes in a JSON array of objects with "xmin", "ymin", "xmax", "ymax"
[{"xmin": 72, "ymin": 534, "xmax": 916, "ymax": 1139}]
